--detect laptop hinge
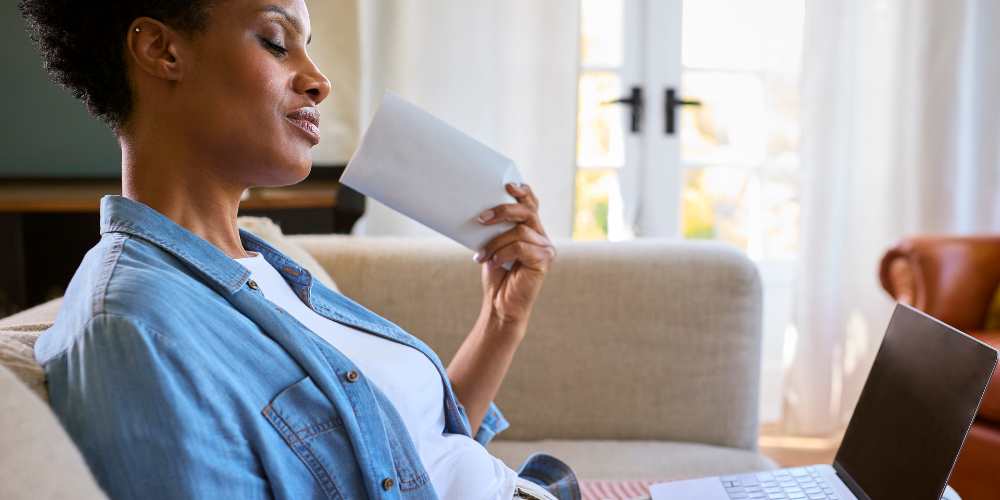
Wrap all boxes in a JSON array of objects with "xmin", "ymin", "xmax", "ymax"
[{"xmin": 832, "ymin": 461, "xmax": 872, "ymax": 500}]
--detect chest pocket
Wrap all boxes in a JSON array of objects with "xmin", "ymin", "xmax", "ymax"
[{"xmin": 263, "ymin": 376, "xmax": 367, "ymax": 500}]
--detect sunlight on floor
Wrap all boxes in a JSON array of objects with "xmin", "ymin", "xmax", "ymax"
[{"xmin": 758, "ymin": 424, "xmax": 842, "ymax": 468}]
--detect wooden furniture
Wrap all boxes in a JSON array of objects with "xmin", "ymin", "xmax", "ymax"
[
  {"xmin": 0, "ymin": 168, "xmax": 363, "ymax": 316},
  {"xmin": 880, "ymin": 237, "xmax": 1000, "ymax": 500},
  {"xmin": 0, "ymin": 179, "xmax": 343, "ymax": 213}
]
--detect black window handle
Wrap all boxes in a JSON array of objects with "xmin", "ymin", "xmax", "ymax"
[
  {"xmin": 602, "ymin": 86, "xmax": 644, "ymax": 133},
  {"xmin": 665, "ymin": 88, "xmax": 701, "ymax": 135}
]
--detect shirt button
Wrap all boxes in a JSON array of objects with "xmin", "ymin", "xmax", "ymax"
[
  {"xmin": 345, "ymin": 370, "xmax": 359, "ymax": 383},
  {"xmin": 382, "ymin": 477, "xmax": 394, "ymax": 491},
  {"xmin": 247, "ymin": 280, "xmax": 259, "ymax": 290}
]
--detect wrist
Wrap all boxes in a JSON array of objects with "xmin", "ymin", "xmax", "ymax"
[{"xmin": 477, "ymin": 300, "xmax": 530, "ymax": 342}]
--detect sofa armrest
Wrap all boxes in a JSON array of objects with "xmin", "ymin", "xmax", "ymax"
[
  {"xmin": 965, "ymin": 332, "xmax": 1000, "ymax": 425},
  {"xmin": 291, "ymin": 236, "xmax": 763, "ymax": 451},
  {"xmin": 880, "ymin": 237, "xmax": 1000, "ymax": 331}
]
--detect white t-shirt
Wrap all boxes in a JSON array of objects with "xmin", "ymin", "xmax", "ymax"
[{"xmin": 237, "ymin": 254, "xmax": 519, "ymax": 500}]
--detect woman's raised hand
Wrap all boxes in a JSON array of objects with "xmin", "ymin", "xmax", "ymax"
[
  {"xmin": 473, "ymin": 183, "xmax": 557, "ymax": 331},
  {"xmin": 447, "ymin": 183, "xmax": 555, "ymax": 431}
]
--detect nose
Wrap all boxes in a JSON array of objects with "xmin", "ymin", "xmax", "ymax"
[{"xmin": 294, "ymin": 55, "xmax": 331, "ymax": 106}]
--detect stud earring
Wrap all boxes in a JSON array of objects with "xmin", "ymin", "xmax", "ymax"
[{"xmin": 135, "ymin": 27, "xmax": 140, "ymax": 32}]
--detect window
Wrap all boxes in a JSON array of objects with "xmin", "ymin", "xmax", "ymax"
[
  {"xmin": 573, "ymin": 0, "xmax": 626, "ymax": 241},
  {"xmin": 571, "ymin": 0, "xmax": 804, "ymax": 261},
  {"xmin": 679, "ymin": 0, "xmax": 804, "ymax": 260},
  {"xmin": 570, "ymin": 0, "xmax": 805, "ymax": 422}
]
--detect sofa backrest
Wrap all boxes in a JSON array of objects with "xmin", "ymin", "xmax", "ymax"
[
  {"xmin": 0, "ymin": 352, "xmax": 107, "ymax": 499},
  {"xmin": 0, "ymin": 236, "xmax": 764, "ymax": 453},
  {"xmin": 292, "ymin": 236, "xmax": 763, "ymax": 451}
]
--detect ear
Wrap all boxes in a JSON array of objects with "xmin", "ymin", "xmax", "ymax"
[{"xmin": 127, "ymin": 18, "xmax": 186, "ymax": 81}]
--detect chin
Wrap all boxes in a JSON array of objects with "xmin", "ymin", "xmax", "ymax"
[
  {"xmin": 288, "ymin": 160, "xmax": 312, "ymax": 184},
  {"xmin": 279, "ymin": 136, "xmax": 316, "ymax": 183},
  {"xmin": 270, "ymin": 157, "xmax": 312, "ymax": 187}
]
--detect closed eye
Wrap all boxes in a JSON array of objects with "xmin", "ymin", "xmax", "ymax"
[{"xmin": 258, "ymin": 36, "xmax": 288, "ymax": 57}]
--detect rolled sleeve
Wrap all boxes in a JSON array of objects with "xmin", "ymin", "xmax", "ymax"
[{"xmin": 473, "ymin": 401, "xmax": 510, "ymax": 446}]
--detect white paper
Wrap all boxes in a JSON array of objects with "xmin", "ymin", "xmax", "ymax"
[{"xmin": 341, "ymin": 91, "xmax": 524, "ymax": 251}]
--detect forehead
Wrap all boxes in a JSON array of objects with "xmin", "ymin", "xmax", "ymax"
[{"xmin": 214, "ymin": 0, "xmax": 311, "ymax": 31}]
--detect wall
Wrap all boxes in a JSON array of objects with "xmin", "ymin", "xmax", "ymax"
[
  {"xmin": 0, "ymin": 2, "xmax": 121, "ymax": 178},
  {"xmin": 352, "ymin": 0, "xmax": 580, "ymax": 239}
]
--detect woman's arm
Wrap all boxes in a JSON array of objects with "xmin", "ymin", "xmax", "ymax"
[{"xmin": 446, "ymin": 183, "xmax": 556, "ymax": 435}]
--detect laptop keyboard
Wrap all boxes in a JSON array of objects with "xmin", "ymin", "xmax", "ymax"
[{"xmin": 720, "ymin": 467, "xmax": 840, "ymax": 500}]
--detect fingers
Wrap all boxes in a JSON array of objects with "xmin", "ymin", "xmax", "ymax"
[
  {"xmin": 478, "ymin": 203, "xmax": 543, "ymax": 234},
  {"xmin": 506, "ymin": 182, "xmax": 538, "ymax": 209},
  {"xmin": 485, "ymin": 239, "xmax": 556, "ymax": 272},
  {"xmin": 474, "ymin": 224, "xmax": 550, "ymax": 264},
  {"xmin": 477, "ymin": 183, "xmax": 544, "ymax": 235}
]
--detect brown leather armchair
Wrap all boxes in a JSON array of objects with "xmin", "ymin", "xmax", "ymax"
[{"xmin": 880, "ymin": 237, "xmax": 1000, "ymax": 500}]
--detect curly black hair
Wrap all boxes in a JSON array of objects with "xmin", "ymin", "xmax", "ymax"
[{"xmin": 18, "ymin": 0, "xmax": 220, "ymax": 134}]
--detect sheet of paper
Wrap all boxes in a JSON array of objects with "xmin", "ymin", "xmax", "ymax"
[{"xmin": 340, "ymin": 90, "xmax": 524, "ymax": 252}]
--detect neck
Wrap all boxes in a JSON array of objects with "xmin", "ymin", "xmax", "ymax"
[{"xmin": 119, "ymin": 132, "xmax": 250, "ymax": 260}]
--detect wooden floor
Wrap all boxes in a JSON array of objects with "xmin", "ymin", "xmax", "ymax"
[
  {"xmin": 757, "ymin": 425, "xmax": 842, "ymax": 468},
  {"xmin": 760, "ymin": 445, "xmax": 838, "ymax": 468}
]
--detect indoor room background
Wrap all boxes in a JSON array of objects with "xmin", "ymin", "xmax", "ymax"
[{"xmin": 4, "ymin": 0, "xmax": 1000, "ymax": 456}]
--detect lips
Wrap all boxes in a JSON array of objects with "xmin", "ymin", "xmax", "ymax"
[{"xmin": 286, "ymin": 107, "xmax": 321, "ymax": 145}]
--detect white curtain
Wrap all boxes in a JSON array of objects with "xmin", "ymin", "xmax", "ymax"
[
  {"xmin": 305, "ymin": 0, "xmax": 362, "ymax": 164},
  {"xmin": 350, "ymin": 0, "xmax": 581, "ymax": 239},
  {"xmin": 788, "ymin": 0, "xmax": 1000, "ymax": 436}
]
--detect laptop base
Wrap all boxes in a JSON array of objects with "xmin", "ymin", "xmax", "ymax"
[{"xmin": 648, "ymin": 465, "xmax": 856, "ymax": 500}]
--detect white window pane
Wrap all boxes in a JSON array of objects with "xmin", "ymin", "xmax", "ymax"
[
  {"xmin": 682, "ymin": 166, "xmax": 759, "ymax": 253},
  {"xmin": 577, "ymin": 71, "xmax": 625, "ymax": 168},
  {"xmin": 573, "ymin": 168, "xmax": 621, "ymax": 241},
  {"xmin": 681, "ymin": 71, "xmax": 768, "ymax": 166},
  {"xmin": 767, "ymin": 74, "xmax": 801, "ymax": 162},
  {"xmin": 580, "ymin": 0, "xmax": 623, "ymax": 67},
  {"xmin": 682, "ymin": 0, "xmax": 765, "ymax": 71},
  {"xmin": 762, "ymin": 0, "xmax": 805, "ymax": 73},
  {"xmin": 762, "ymin": 164, "xmax": 799, "ymax": 259}
]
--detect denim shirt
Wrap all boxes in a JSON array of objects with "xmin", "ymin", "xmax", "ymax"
[{"xmin": 35, "ymin": 196, "xmax": 579, "ymax": 500}]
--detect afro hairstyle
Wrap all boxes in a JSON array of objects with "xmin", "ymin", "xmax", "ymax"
[{"xmin": 18, "ymin": 0, "xmax": 220, "ymax": 134}]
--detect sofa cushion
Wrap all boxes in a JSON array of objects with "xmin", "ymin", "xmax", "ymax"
[
  {"xmin": 0, "ymin": 299, "xmax": 61, "ymax": 403},
  {"xmin": 293, "ymin": 236, "xmax": 764, "ymax": 450},
  {"xmin": 0, "ymin": 362, "xmax": 107, "ymax": 499},
  {"xmin": 486, "ymin": 439, "xmax": 777, "ymax": 481},
  {"xmin": 0, "ymin": 297, "xmax": 62, "ymax": 329},
  {"xmin": 0, "ymin": 330, "xmax": 47, "ymax": 402}
]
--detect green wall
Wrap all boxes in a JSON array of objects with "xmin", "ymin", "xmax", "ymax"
[{"xmin": 1, "ymin": 2, "xmax": 121, "ymax": 177}]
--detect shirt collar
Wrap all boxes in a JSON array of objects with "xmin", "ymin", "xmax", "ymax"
[{"xmin": 99, "ymin": 195, "xmax": 282, "ymax": 295}]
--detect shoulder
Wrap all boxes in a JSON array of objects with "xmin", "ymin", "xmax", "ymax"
[{"xmin": 35, "ymin": 233, "xmax": 235, "ymax": 364}]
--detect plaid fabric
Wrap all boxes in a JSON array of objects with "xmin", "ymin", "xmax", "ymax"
[{"xmin": 579, "ymin": 480, "xmax": 665, "ymax": 500}]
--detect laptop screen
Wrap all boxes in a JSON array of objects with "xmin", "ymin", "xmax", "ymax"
[{"xmin": 834, "ymin": 305, "xmax": 997, "ymax": 500}]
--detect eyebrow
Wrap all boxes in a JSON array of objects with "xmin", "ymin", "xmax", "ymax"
[{"xmin": 260, "ymin": 5, "xmax": 311, "ymax": 44}]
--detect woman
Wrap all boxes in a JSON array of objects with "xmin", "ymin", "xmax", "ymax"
[{"xmin": 20, "ymin": 0, "xmax": 575, "ymax": 499}]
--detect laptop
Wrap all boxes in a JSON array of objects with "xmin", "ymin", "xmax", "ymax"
[{"xmin": 650, "ymin": 304, "xmax": 998, "ymax": 500}]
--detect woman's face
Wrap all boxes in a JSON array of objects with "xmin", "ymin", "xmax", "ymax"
[{"xmin": 170, "ymin": 0, "xmax": 330, "ymax": 188}]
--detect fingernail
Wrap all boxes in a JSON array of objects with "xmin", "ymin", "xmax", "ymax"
[
  {"xmin": 477, "ymin": 210, "xmax": 495, "ymax": 223},
  {"xmin": 473, "ymin": 251, "xmax": 484, "ymax": 262},
  {"xmin": 509, "ymin": 182, "xmax": 522, "ymax": 188}
]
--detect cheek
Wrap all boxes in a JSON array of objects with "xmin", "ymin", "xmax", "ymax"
[
  {"xmin": 198, "ymin": 52, "xmax": 307, "ymax": 168},
  {"xmin": 243, "ymin": 63, "xmax": 313, "ymax": 172},
  {"xmin": 179, "ymin": 41, "xmax": 311, "ymax": 184},
  {"xmin": 223, "ymin": 55, "xmax": 285, "ymax": 133}
]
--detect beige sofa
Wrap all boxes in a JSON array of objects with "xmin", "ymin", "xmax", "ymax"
[{"xmin": 0, "ymin": 236, "xmax": 776, "ymax": 498}]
